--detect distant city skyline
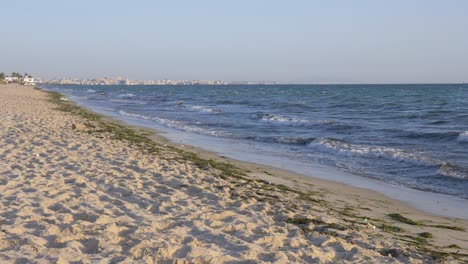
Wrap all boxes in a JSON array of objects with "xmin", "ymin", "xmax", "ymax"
[
  {"xmin": 1, "ymin": 1, "xmax": 468, "ymax": 84},
  {"xmin": 41, "ymin": 76, "xmax": 276, "ymax": 86},
  {"xmin": 33, "ymin": 76, "xmax": 468, "ymax": 85}
]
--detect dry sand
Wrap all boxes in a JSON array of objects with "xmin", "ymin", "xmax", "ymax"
[{"xmin": 0, "ymin": 84, "xmax": 467, "ymax": 263}]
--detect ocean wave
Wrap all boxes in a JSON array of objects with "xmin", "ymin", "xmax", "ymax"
[
  {"xmin": 437, "ymin": 162, "xmax": 468, "ymax": 179},
  {"xmin": 254, "ymin": 113, "xmax": 334, "ymax": 127},
  {"xmin": 310, "ymin": 137, "xmax": 468, "ymax": 180},
  {"xmin": 186, "ymin": 105, "xmax": 223, "ymax": 114},
  {"xmin": 118, "ymin": 93, "xmax": 135, "ymax": 98},
  {"xmin": 249, "ymin": 136, "xmax": 316, "ymax": 145},
  {"xmin": 308, "ymin": 138, "xmax": 440, "ymax": 166},
  {"xmin": 118, "ymin": 110, "xmax": 152, "ymax": 120},
  {"xmin": 457, "ymin": 131, "xmax": 468, "ymax": 142},
  {"xmin": 256, "ymin": 113, "xmax": 310, "ymax": 124},
  {"xmin": 118, "ymin": 110, "xmax": 227, "ymax": 137},
  {"xmin": 272, "ymin": 136, "xmax": 316, "ymax": 145},
  {"xmin": 86, "ymin": 89, "xmax": 96, "ymax": 93}
]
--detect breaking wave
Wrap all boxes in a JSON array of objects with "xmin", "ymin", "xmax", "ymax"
[
  {"xmin": 185, "ymin": 105, "xmax": 223, "ymax": 114},
  {"xmin": 248, "ymin": 136, "xmax": 316, "ymax": 145},
  {"xmin": 309, "ymin": 138, "xmax": 439, "ymax": 166},
  {"xmin": 437, "ymin": 163, "xmax": 468, "ymax": 180},
  {"xmin": 118, "ymin": 110, "xmax": 226, "ymax": 137},
  {"xmin": 457, "ymin": 131, "xmax": 468, "ymax": 142},
  {"xmin": 309, "ymin": 138, "xmax": 468, "ymax": 180},
  {"xmin": 254, "ymin": 113, "xmax": 334, "ymax": 127},
  {"xmin": 118, "ymin": 93, "xmax": 135, "ymax": 98}
]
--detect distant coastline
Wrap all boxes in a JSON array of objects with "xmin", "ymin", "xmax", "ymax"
[
  {"xmin": 42, "ymin": 80, "xmax": 468, "ymax": 86},
  {"xmin": 42, "ymin": 78, "xmax": 278, "ymax": 86}
]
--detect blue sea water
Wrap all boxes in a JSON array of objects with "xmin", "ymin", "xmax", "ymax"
[{"xmin": 42, "ymin": 84, "xmax": 468, "ymax": 200}]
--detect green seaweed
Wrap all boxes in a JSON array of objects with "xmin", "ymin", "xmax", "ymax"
[
  {"xmin": 446, "ymin": 244, "xmax": 461, "ymax": 249},
  {"xmin": 405, "ymin": 235, "xmax": 428, "ymax": 245},
  {"xmin": 387, "ymin": 213, "xmax": 423, "ymax": 226},
  {"xmin": 47, "ymin": 88, "xmax": 334, "ymax": 201},
  {"xmin": 429, "ymin": 224, "xmax": 465, "ymax": 232},
  {"xmin": 326, "ymin": 222, "xmax": 348, "ymax": 231},
  {"xmin": 44, "ymin": 89, "xmax": 254, "ymax": 179},
  {"xmin": 166, "ymin": 145, "xmax": 246, "ymax": 178},
  {"xmin": 387, "ymin": 213, "xmax": 465, "ymax": 231},
  {"xmin": 381, "ymin": 224, "xmax": 404, "ymax": 233},
  {"xmin": 418, "ymin": 232, "xmax": 433, "ymax": 238},
  {"xmin": 379, "ymin": 248, "xmax": 399, "ymax": 258},
  {"xmin": 286, "ymin": 218, "xmax": 315, "ymax": 225}
]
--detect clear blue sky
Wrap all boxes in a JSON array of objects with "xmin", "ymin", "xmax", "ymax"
[{"xmin": 1, "ymin": 0, "xmax": 467, "ymax": 83}]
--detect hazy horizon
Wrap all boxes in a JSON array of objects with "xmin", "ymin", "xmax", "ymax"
[{"xmin": 1, "ymin": 0, "xmax": 467, "ymax": 84}]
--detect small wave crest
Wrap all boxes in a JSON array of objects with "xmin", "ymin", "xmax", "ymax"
[
  {"xmin": 274, "ymin": 137, "xmax": 316, "ymax": 145},
  {"xmin": 86, "ymin": 89, "xmax": 96, "ymax": 93},
  {"xmin": 309, "ymin": 138, "xmax": 439, "ymax": 166},
  {"xmin": 254, "ymin": 113, "xmax": 334, "ymax": 127},
  {"xmin": 186, "ymin": 105, "xmax": 223, "ymax": 114},
  {"xmin": 310, "ymin": 138, "xmax": 468, "ymax": 180},
  {"xmin": 249, "ymin": 136, "xmax": 316, "ymax": 145},
  {"xmin": 118, "ymin": 110, "xmax": 151, "ymax": 120},
  {"xmin": 118, "ymin": 110, "xmax": 227, "ymax": 137},
  {"xmin": 118, "ymin": 93, "xmax": 135, "ymax": 98},
  {"xmin": 457, "ymin": 131, "xmax": 468, "ymax": 142},
  {"xmin": 437, "ymin": 163, "xmax": 468, "ymax": 180}
]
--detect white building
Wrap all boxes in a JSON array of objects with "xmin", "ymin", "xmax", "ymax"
[
  {"xmin": 22, "ymin": 77, "xmax": 36, "ymax": 86},
  {"xmin": 5, "ymin": 76, "xmax": 19, "ymax": 83}
]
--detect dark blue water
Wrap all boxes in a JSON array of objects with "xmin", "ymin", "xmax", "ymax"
[{"xmin": 43, "ymin": 84, "xmax": 468, "ymax": 199}]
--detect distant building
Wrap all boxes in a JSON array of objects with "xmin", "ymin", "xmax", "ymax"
[
  {"xmin": 22, "ymin": 77, "xmax": 36, "ymax": 86},
  {"xmin": 5, "ymin": 76, "xmax": 19, "ymax": 83},
  {"xmin": 118, "ymin": 79, "xmax": 129, "ymax": 85}
]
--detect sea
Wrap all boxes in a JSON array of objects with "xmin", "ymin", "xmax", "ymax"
[{"xmin": 41, "ymin": 84, "xmax": 468, "ymax": 203}]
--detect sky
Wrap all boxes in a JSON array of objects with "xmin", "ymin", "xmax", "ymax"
[{"xmin": 1, "ymin": 0, "xmax": 467, "ymax": 83}]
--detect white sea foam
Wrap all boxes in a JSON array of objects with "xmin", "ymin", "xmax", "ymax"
[
  {"xmin": 457, "ymin": 131, "xmax": 468, "ymax": 142},
  {"xmin": 86, "ymin": 89, "xmax": 96, "ymax": 93},
  {"xmin": 309, "ymin": 138, "xmax": 439, "ymax": 166},
  {"xmin": 187, "ymin": 105, "xmax": 222, "ymax": 114},
  {"xmin": 118, "ymin": 110, "xmax": 151, "ymax": 120},
  {"xmin": 274, "ymin": 137, "xmax": 316, "ymax": 145},
  {"xmin": 437, "ymin": 163, "xmax": 468, "ymax": 179},
  {"xmin": 118, "ymin": 110, "xmax": 226, "ymax": 137},
  {"xmin": 260, "ymin": 114, "xmax": 309, "ymax": 124},
  {"xmin": 118, "ymin": 93, "xmax": 135, "ymax": 98},
  {"xmin": 257, "ymin": 114, "xmax": 333, "ymax": 126}
]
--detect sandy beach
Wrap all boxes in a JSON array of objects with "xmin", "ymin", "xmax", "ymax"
[{"xmin": 0, "ymin": 84, "xmax": 467, "ymax": 263}]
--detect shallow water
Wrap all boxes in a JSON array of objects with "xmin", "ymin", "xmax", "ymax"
[{"xmin": 43, "ymin": 84, "xmax": 468, "ymax": 200}]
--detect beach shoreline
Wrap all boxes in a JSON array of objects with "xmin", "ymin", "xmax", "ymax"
[
  {"xmin": 132, "ymin": 124, "xmax": 468, "ymax": 221},
  {"xmin": 41, "ymin": 83, "xmax": 468, "ymax": 220},
  {"xmin": 0, "ymin": 84, "xmax": 467, "ymax": 263},
  {"xmin": 45, "ymin": 84, "xmax": 468, "ymax": 220}
]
